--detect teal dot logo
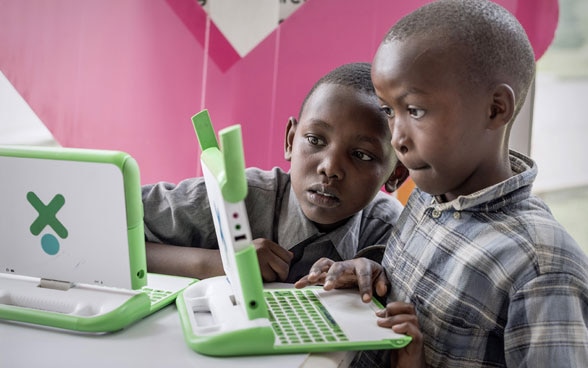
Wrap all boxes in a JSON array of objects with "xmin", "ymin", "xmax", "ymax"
[
  {"xmin": 27, "ymin": 192, "xmax": 68, "ymax": 255},
  {"xmin": 41, "ymin": 234, "xmax": 60, "ymax": 255}
]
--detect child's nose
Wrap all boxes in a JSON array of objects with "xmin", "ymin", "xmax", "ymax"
[
  {"xmin": 390, "ymin": 118, "xmax": 409, "ymax": 155},
  {"xmin": 317, "ymin": 151, "xmax": 345, "ymax": 180}
]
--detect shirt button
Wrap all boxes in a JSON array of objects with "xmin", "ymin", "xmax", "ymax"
[
  {"xmin": 431, "ymin": 209, "xmax": 441, "ymax": 218},
  {"xmin": 453, "ymin": 212, "xmax": 461, "ymax": 220}
]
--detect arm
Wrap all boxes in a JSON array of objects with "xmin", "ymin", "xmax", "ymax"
[
  {"xmin": 294, "ymin": 257, "xmax": 389, "ymax": 303},
  {"xmin": 143, "ymin": 180, "xmax": 224, "ymax": 279},
  {"xmin": 146, "ymin": 239, "xmax": 294, "ymax": 282},
  {"xmin": 145, "ymin": 242, "xmax": 224, "ymax": 279}
]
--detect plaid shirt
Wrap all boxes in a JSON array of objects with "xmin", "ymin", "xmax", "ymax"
[{"xmin": 354, "ymin": 151, "xmax": 588, "ymax": 367}]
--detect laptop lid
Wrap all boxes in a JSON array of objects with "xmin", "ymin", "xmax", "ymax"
[{"xmin": 0, "ymin": 146, "xmax": 146, "ymax": 289}]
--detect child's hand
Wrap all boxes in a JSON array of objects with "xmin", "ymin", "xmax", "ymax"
[
  {"xmin": 253, "ymin": 238, "xmax": 294, "ymax": 282},
  {"xmin": 376, "ymin": 302, "xmax": 425, "ymax": 368},
  {"xmin": 294, "ymin": 257, "xmax": 389, "ymax": 303}
]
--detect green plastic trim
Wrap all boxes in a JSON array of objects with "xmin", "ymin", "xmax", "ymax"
[
  {"xmin": 0, "ymin": 145, "xmax": 129, "ymax": 165},
  {"xmin": 272, "ymin": 336, "xmax": 413, "ymax": 354},
  {"xmin": 235, "ymin": 245, "xmax": 268, "ymax": 320},
  {"xmin": 120, "ymin": 155, "xmax": 148, "ymax": 289},
  {"xmin": 192, "ymin": 110, "xmax": 219, "ymax": 151},
  {"xmin": 0, "ymin": 293, "xmax": 151, "ymax": 332},
  {"xmin": 218, "ymin": 125, "xmax": 247, "ymax": 203},
  {"xmin": 191, "ymin": 109, "xmax": 247, "ymax": 203}
]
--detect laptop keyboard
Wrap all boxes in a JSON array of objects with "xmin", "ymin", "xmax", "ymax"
[
  {"xmin": 264, "ymin": 289, "xmax": 349, "ymax": 345},
  {"xmin": 142, "ymin": 287, "xmax": 174, "ymax": 306}
]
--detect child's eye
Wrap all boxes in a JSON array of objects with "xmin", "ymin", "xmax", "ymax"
[
  {"xmin": 408, "ymin": 107, "xmax": 425, "ymax": 118},
  {"xmin": 306, "ymin": 135, "xmax": 325, "ymax": 146},
  {"xmin": 353, "ymin": 151, "xmax": 373, "ymax": 161},
  {"xmin": 380, "ymin": 106, "xmax": 395, "ymax": 118}
]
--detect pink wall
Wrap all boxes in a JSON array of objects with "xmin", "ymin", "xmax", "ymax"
[{"xmin": 0, "ymin": 0, "xmax": 558, "ymax": 184}]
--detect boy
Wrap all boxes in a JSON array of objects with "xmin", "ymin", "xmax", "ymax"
[
  {"xmin": 295, "ymin": 1, "xmax": 588, "ymax": 367},
  {"xmin": 142, "ymin": 62, "xmax": 409, "ymax": 283}
]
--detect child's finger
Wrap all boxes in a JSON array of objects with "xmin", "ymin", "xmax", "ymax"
[
  {"xmin": 356, "ymin": 263, "xmax": 376, "ymax": 302},
  {"xmin": 260, "ymin": 265, "xmax": 279, "ymax": 282},
  {"xmin": 308, "ymin": 258, "xmax": 335, "ymax": 279},
  {"xmin": 375, "ymin": 273, "xmax": 389, "ymax": 297},
  {"xmin": 269, "ymin": 256, "xmax": 291, "ymax": 281},
  {"xmin": 293, "ymin": 275, "xmax": 312, "ymax": 288},
  {"xmin": 272, "ymin": 244, "xmax": 294, "ymax": 263},
  {"xmin": 385, "ymin": 301, "xmax": 416, "ymax": 316}
]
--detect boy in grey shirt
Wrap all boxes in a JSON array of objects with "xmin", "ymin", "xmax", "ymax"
[{"xmin": 142, "ymin": 62, "xmax": 408, "ymax": 283}]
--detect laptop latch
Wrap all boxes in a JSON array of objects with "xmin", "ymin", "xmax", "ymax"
[{"xmin": 39, "ymin": 278, "xmax": 73, "ymax": 291}]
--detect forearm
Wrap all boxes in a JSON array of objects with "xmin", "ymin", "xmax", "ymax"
[{"xmin": 145, "ymin": 242, "xmax": 224, "ymax": 279}]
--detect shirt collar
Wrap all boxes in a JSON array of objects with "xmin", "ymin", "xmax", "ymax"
[
  {"xmin": 431, "ymin": 150, "xmax": 537, "ymax": 212},
  {"xmin": 277, "ymin": 186, "xmax": 363, "ymax": 260}
]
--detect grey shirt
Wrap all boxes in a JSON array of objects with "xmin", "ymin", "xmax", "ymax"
[{"xmin": 142, "ymin": 167, "xmax": 403, "ymax": 282}]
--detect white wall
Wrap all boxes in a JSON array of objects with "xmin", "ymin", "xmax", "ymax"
[{"xmin": 0, "ymin": 71, "xmax": 57, "ymax": 146}]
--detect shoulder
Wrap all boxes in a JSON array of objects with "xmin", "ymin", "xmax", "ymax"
[
  {"xmin": 360, "ymin": 190, "xmax": 404, "ymax": 223},
  {"xmin": 354, "ymin": 191, "xmax": 404, "ymax": 247},
  {"xmin": 245, "ymin": 167, "xmax": 290, "ymax": 197},
  {"xmin": 142, "ymin": 177, "xmax": 207, "ymax": 206},
  {"xmin": 482, "ymin": 195, "xmax": 588, "ymax": 292},
  {"xmin": 244, "ymin": 167, "xmax": 290, "ymax": 214},
  {"xmin": 513, "ymin": 196, "xmax": 587, "ymax": 276},
  {"xmin": 245, "ymin": 167, "xmax": 290, "ymax": 192}
]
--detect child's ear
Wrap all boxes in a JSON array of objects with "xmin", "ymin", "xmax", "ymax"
[
  {"xmin": 284, "ymin": 117, "xmax": 298, "ymax": 161},
  {"xmin": 384, "ymin": 162, "xmax": 410, "ymax": 193},
  {"xmin": 488, "ymin": 83, "xmax": 515, "ymax": 130}
]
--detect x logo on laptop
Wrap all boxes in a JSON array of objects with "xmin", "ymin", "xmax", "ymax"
[{"xmin": 27, "ymin": 191, "xmax": 68, "ymax": 255}]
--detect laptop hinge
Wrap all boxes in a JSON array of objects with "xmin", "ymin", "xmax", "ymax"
[{"xmin": 38, "ymin": 278, "xmax": 74, "ymax": 291}]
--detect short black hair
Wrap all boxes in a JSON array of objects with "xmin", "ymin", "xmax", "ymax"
[
  {"xmin": 383, "ymin": 0, "xmax": 536, "ymax": 118},
  {"xmin": 299, "ymin": 62, "xmax": 376, "ymax": 118}
]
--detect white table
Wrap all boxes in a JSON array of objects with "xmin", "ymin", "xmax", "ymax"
[{"xmin": 0, "ymin": 303, "xmax": 355, "ymax": 368}]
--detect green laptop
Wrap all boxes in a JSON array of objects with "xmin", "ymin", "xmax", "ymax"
[
  {"xmin": 175, "ymin": 110, "xmax": 412, "ymax": 356},
  {"xmin": 0, "ymin": 146, "xmax": 195, "ymax": 332}
]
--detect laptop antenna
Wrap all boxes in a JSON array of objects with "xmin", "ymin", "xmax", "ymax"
[
  {"xmin": 219, "ymin": 125, "xmax": 247, "ymax": 203},
  {"xmin": 191, "ymin": 109, "xmax": 219, "ymax": 151}
]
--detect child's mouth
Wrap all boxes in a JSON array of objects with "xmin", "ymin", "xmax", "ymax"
[
  {"xmin": 315, "ymin": 189, "xmax": 336, "ymax": 198},
  {"xmin": 307, "ymin": 186, "xmax": 340, "ymax": 208}
]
